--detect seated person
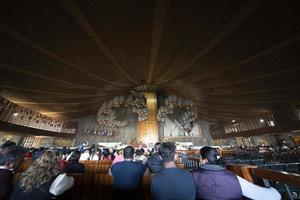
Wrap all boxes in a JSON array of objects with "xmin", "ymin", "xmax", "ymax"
[
  {"xmin": 112, "ymin": 149, "xmax": 124, "ymax": 165},
  {"xmin": 134, "ymin": 149, "xmax": 147, "ymax": 164},
  {"xmin": 109, "ymin": 146, "xmax": 149, "ymax": 199},
  {"xmin": 146, "ymin": 142, "xmax": 164, "ymax": 173},
  {"xmin": 91, "ymin": 149, "xmax": 101, "ymax": 161},
  {"xmin": 151, "ymin": 142, "xmax": 196, "ymax": 200},
  {"xmin": 23, "ymin": 151, "xmax": 32, "ymax": 160},
  {"xmin": 79, "ymin": 149, "xmax": 90, "ymax": 161},
  {"xmin": 78, "ymin": 141, "xmax": 87, "ymax": 153},
  {"xmin": 10, "ymin": 151, "xmax": 74, "ymax": 200},
  {"xmin": 193, "ymin": 146, "xmax": 281, "ymax": 200},
  {"xmin": 64, "ymin": 151, "xmax": 85, "ymax": 173},
  {"xmin": 100, "ymin": 149, "xmax": 112, "ymax": 161},
  {"xmin": 60, "ymin": 154, "xmax": 68, "ymax": 170},
  {"xmin": 0, "ymin": 146, "xmax": 24, "ymax": 200}
]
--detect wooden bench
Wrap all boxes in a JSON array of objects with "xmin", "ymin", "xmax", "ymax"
[
  {"xmin": 62, "ymin": 174, "xmax": 152, "ymax": 200},
  {"xmin": 84, "ymin": 164, "xmax": 110, "ymax": 173},
  {"xmin": 57, "ymin": 174, "xmax": 114, "ymax": 200},
  {"xmin": 80, "ymin": 160, "xmax": 112, "ymax": 165},
  {"xmin": 227, "ymin": 164, "xmax": 300, "ymax": 199}
]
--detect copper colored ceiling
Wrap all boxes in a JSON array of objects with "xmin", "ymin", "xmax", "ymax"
[{"xmin": 0, "ymin": 0, "xmax": 300, "ymax": 121}]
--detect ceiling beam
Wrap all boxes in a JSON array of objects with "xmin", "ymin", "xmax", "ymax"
[
  {"xmin": 60, "ymin": 0, "xmax": 138, "ymax": 85},
  {"xmin": 169, "ymin": 36, "xmax": 300, "ymax": 88},
  {"xmin": 202, "ymin": 66, "xmax": 300, "ymax": 89},
  {"xmin": 0, "ymin": 23, "xmax": 128, "ymax": 87},
  {"xmin": 147, "ymin": 0, "xmax": 170, "ymax": 83},
  {"xmin": 0, "ymin": 62, "xmax": 118, "ymax": 90},
  {"xmin": 209, "ymin": 84, "xmax": 300, "ymax": 96},
  {"xmin": 157, "ymin": 0, "xmax": 263, "ymax": 85}
]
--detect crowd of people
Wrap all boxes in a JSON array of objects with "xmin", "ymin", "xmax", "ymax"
[{"xmin": 0, "ymin": 140, "xmax": 283, "ymax": 200}]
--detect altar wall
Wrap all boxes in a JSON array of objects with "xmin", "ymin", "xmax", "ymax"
[
  {"xmin": 73, "ymin": 110, "xmax": 214, "ymax": 146},
  {"xmin": 73, "ymin": 107, "xmax": 138, "ymax": 146},
  {"xmin": 159, "ymin": 119, "xmax": 214, "ymax": 146}
]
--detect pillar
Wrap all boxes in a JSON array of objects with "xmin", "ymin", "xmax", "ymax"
[{"xmin": 137, "ymin": 92, "xmax": 158, "ymax": 145}]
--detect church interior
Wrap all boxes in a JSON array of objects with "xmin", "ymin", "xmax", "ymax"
[{"xmin": 0, "ymin": 1, "xmax": 300, "ymax": 200}]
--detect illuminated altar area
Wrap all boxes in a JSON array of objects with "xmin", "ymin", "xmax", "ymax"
[{"xmin": 73, "ymin": 85, "xmax": 211, "ymax": 147}]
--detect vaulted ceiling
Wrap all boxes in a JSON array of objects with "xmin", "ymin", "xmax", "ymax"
[{"xmin": 0, "ymin": 0, "xmax": 300, "ymax": 121}]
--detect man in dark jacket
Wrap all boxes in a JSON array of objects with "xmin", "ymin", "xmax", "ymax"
[
  {"xmin": 151, "ymin": 142, "xmax": 196, "ymax": 200},
  {"xmin": 110, "ymin": 146, "xmax": 149, "ymax": 200},
  {"xmin": 146, "ymin": 142, "xmax": 164, "ymax": 173}
]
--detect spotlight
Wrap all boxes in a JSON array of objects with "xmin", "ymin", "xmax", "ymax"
[
  {"xmin": 259, "ymin": 119, "xmax": 264, "ymax": 123},
  {"xmin": 13, "ymin": 112, "xmax": 19, "ymax": 116},
  {"xmin": 231, "ymin": 120, "xmax": 236, "ymax": 123}
]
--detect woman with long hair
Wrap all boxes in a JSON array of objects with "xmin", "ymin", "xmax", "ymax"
[{"xmin": 10, "ymin": 151, "xmax": 74, "ymax": 200}]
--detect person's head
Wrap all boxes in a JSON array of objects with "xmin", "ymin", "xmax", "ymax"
[
  {"xmin": 24, "ymin": 151, "xmax": 32, "ymax": 159},
  {"xmin": 159, "ymin": 142, "xmax": 176, "ymax": 162},
  {"xmin": 123, "ymin": 146, "xmax": 134, "ymax": 159},
  {"xmin": 140, "ymin": 148, "xmax": 145, "ymax": 154},
  {"xmin": 20, "ymin": 151, "xmax": 60, "ymax": 192},
  {"xmin": 38, "ymin": 147, "xmax": 45, "ymax": 152},
  {"xmin": 69, "ymin": 150, "xmax": 81, "ymax": 161},
  {"xmin": 135, "ymin": 149, "xmax": 141, "ymax": 156},
  {"xmin": 1, "ymin": 140, "xmax": 16, "ymax": 148},
  {"xmin": 0, "ymin": 146, "xmax": 24, "ymax": 169},
  {"xmin": 154, "ymin": 142, "xmax": 161, "ymax": 153},
  {"xmin": 116, "ymin": 149, "xmax": 123, "ymax": 155},
  {"xmin": 102, "ymin": 148, "xmax": 109, "ymax": 157},
  {"xmin": 0, "ymin": 141, "xmax": 16, "ymax": 154},
  {"xmin": 200, "ymin": 146, "xmax": 218, "ymax": 164}
]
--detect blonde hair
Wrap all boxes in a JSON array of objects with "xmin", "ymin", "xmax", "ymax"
[{"xmin": 20, "ymin": 151, "xmax": 61, "ymax": 192}]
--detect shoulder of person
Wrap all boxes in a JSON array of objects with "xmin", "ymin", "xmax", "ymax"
[
  {"xmin": 136, "ymin": 161, "xmax": 146, "ymax": 167},
  {"xmin": 49, "ymin": 173, "xmax": 74, "ymax": 196},
  {"xmin": 152, "ymin": 173, "xmax": 160, "ymax": 182}
]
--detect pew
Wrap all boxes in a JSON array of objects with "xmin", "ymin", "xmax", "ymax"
[
  {"xmin": 227, "ymin": 164, "xmax": 300, "ymax": 199},
  {"xmin": 80, "ymin": 160, "xmax": 113, "ymax": 165},
  {"xmin": 61, "ymin": 174, "xmax": 154, "ymax": 200},
  {"xmin": 84, "ymin": 164, "xmax": 110, "ymax": 173},
  {"xmin": 12, "ymin": 172, "xmax": 152, "ymax": 200}
]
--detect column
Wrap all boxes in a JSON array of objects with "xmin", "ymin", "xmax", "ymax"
[{"xmin": 137, "ymin": 92, "xmax": 158, "ymax": 145}]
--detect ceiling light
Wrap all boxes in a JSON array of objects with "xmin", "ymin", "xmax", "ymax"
[
  {"xmin": 13, "ymin": 112, "xmax": 19, "ymax": 116},
  {"xmin": 259, "ymin": 119, "xmax": 264, "ymax": 123},
  {"xmin": 231, "ymin": 120, "xmax": 236, "ymax": 123}
]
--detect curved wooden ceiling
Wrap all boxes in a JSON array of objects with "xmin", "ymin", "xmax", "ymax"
[{"xmin": 0, "ymin": 0, "xmax": 300, "ymax": 121}]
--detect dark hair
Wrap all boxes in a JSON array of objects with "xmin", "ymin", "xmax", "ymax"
[
  {"xmin": 69, "ymin": 150, "xmax": 81, "ymax": 161},
  {"xmin": 159, "ymin": 142, "xmax": 176, "ymax": 162},
  {"xmin": 123, "ymin": 146, "xmax": 134, "ymax": 159},
  {"xmin": 135, "ymin": 149, "xmax": 140, "ymax": 155},
  {"xmin": 154, "ymin": 142, "xmax": 161, "ymax": 152},
  {"xmin": 102, "ymin": 149, "xmax": 109, "ymax": 157},
  {"xmin": 0, "ymin": 141, "xmax": 16, "ymax": 149},
  {"xmin": 0, "ymin": 146, "xmax": 24, "ymax": 166},
  {"xmin": 200, "ymin": 146, "xmax": 218, "ymax": 164},
  {"xmin": 140, "ymin": 148, "xmax": 145, "ymax": 154}
]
